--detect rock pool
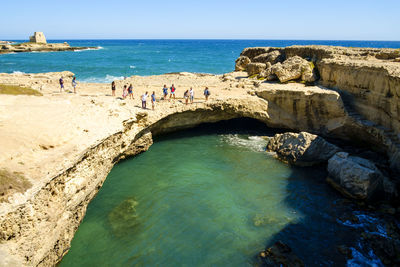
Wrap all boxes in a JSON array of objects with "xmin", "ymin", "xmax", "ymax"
[{"xmin": 60, "ymin": 120, "xmax": 377, "ymax": 266}]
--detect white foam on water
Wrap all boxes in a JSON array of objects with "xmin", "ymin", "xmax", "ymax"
[
  {"xmin": 129, "ymin": 65, "xmax": 136, "ymax": 69},
  {"xmin": 12, "ymin": 71, "xmax": 26, "ymax": 75},
  {"xmin": 220, "ymin": 134, "xmax": 267, "ymax": 152},
  {"xmin": 4, "ymin": 62, "xmax": 15, "ymax": 65},
  {"xmin": 74, "ymin": 46, "xmax": 104, "ymax": 52},
  {"xmin": 81, "ymin": 74, "xmax": 124, "ymax": 83}
]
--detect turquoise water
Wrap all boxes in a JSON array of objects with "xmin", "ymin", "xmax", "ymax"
[
  {"xmin": 1, "ymin": 40, "xmax": 400, "ymax": 82},
  {"xmin": 60, "ymin": 121, "xmax": 366, "ymax": 266}
]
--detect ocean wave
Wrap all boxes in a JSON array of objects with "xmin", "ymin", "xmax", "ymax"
[
  {"xmin": 74, "ymin": 46, "xmax": 104, "ymax": 52},
  {"xmin": 81, "ymin": 74, "xmax": 124, "ymax": 83},
  {"xmin": 12, "ymin": 71, "xmax": 26, "ymax": 75},
  {"xmin": 4, "ymin": 62, "xmax": 15, "ymax": 65},
  {"xmin": 220, "ymin": 134, "xmax": 267, "ymax": 152},
  {"xmin": 129, "ymin": 65, "xmax": 136, "ymax": 69}
]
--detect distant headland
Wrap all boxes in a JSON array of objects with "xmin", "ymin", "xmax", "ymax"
[{"xmin": 0, "ymin": 32, "xmax": 97, "ymax": 54}]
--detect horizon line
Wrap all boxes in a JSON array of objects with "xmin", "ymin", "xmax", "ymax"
[{"xmin": 3, "ymin": 38, "xmax": 400, "ymax": 42}]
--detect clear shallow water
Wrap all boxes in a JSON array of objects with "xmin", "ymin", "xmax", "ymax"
[
  {"xmin": 1, "ymin": 39, "xmax": 400, "ymax": 82},
  {"xmin": 59, "ymin": 121, "xmax": 372, "ymax": 266}
]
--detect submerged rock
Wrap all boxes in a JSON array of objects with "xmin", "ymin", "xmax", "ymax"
[
  {"xmin": 267, "ymin": 132, "xmax": 341, "ymax": 166},
  {"xmin": 258, "ymin": 241, "xmax": 304, "ymax": 267},
  {"xmin": 362, "ymin": 231, "xmax": 400, "ymax": 266},
  {"xmin": 327, "ymin": 152, "xmax": 383, "ymax": 200},
  {"xmin": 108, "ymin": 198, "xmax": 139, "ymax": 237}
]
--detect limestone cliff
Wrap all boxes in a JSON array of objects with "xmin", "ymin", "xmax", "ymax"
[{"xmin": 235, "ymin": 45, "xmax": 400, "ymax": 174}]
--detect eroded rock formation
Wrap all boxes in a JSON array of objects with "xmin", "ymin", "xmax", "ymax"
[
  {"xmin": 0, "ymin": 42, "xmax": 96, "ymax": 54},
  {"xmin": 327, "ymin": 152, "xmax": 384, "ymax": 200},
  {"xmin": 236, "ymin": 45, "xmax": 400, "ymax": 175},
  {"xmin": 267, "ymin": 132, "xmax": 340, "ymax": 166}
]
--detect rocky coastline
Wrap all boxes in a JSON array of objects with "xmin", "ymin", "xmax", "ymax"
[
  {"xmin": 0, "ymin": 42, "xmax": 97, "ymax": 54},
  {"xmin": 0, "ymin": 45, "xmax": 399, "ymax": 266}
]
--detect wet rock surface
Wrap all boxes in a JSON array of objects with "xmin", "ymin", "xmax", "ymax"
[{"xmin": 258, "ymin": 241, "xmax": 304, "ymax": 267}]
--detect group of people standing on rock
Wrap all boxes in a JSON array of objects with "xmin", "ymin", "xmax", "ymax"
[
  {"xmin": 112, "ymin": 81, "xmax": 211, "ymax": 110},
  {"xmin": 57, "ymin": 77, "xmax": 211, "ymax": 110},
  {"xmin": 59, "ymin": 76, "xmax": 77, "ymax": 94}
]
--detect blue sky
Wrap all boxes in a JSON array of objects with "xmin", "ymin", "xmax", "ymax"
[{"xmin": 1, "ymin": 0, "xmax": 399, "ymax": 40}]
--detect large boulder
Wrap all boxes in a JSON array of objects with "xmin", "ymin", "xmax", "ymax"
[
  {"xmin": 235, "ymin": 56, "xmax": 251, "ymax": 71},
  {"xmin": 267, "ymin": 132, "xmax": 341, "ymax": 166},
  {"xmin": 246, "ymin": 62, "xmax": 267, "ymax": 76},
  {"xmin": 327, "ymin": 152, "xmax": 384, "ymax": 200},
  {"xmin": 271, "ymin": 56, "xmax": 316, "ymax": 83},
  {"xmin": 253, "ymin": 50, "xmax": 283, "ymax": 65}
]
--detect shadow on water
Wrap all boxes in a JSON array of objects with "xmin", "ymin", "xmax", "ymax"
[
  {"xmin": 260, "ymin": 166, "xmax": 356, "ymax": 266},
  {"xmin": 61, "ymin": 118, "xmax": 382, "ymax": 266},
  {"xmin": 156, "ymin": 118, "xmax": 360, "ymax": 266},
  {"xmin": 153, "ymin": 117, "xmax": 286, "ymax": 142}
]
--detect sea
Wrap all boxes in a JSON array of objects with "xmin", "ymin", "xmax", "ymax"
[{"xmin": 1, "ymin": 39, "xmax": 399, "ymax": 83}]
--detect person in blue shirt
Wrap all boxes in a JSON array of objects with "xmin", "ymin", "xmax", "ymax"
[
  {"xmin": 72, "ymin": 76, "xmax": 77, "ymax": 94},
  {"xmin": 204, "ymin": 87, "xmax": 210, "ymax": 101},
  {"xmin": 151, "ymin": 91, "xmax": 156, "ymax": 110},
  {"xmin": 162, "ymin": 85, "xmax": 168, "ymax": 100},
  {"xmin": 128, "ymin": 84, "xmax": 134, "ymax": 99},
  {"xmin": 59, "ymin": 77, "xmax": 64, "ymax": 92}
]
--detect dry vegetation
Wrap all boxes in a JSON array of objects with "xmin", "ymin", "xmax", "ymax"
[{"xmin": 0, "ymin": 84, "xmax": 42, "ymax": 96}]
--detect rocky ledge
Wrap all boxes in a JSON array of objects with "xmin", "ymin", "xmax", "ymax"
[{"xmin": 0, "ymin": 42, "xmax": 97, "ymax": 54}]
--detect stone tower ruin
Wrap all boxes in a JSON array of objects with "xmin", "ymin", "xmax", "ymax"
[{"xmin": 29, "ymin": 32, "xmax": 47, "ymax": 44}]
